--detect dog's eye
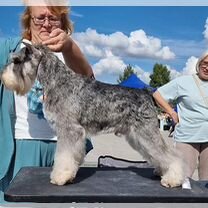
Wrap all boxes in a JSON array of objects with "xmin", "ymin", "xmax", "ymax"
[{"xmin": 13, "ymin": 57, "xmax": 21, "ymax": 64}]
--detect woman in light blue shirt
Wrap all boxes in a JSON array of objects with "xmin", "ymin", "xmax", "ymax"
[{"xmin": 153, "ymin": 51, "xmax": 208, "ymax": 180}]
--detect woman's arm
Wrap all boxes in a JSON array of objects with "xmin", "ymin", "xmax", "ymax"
[
  {"xmin": 62, "ymin": 37, "xmax": 94, "ymax": 78},
  {"xmin": 42, "ymin": 28, "xmax": 94, "ymax": 78},
  {"xmin": 153, "ymin": 90, "xmax": 179, "ymax": 124}
]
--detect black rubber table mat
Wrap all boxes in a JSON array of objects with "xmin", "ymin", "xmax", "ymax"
[{"xmin": 4, "ymin": 167, "xmax": 208, "ymax": 203}]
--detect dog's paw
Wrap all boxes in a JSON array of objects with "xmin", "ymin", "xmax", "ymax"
[
  {"xmin": 160, "ymin": 159, "xmax": 185, "ymax": 188},
  {"xmin": 160, "ymin": 177, "xmax": 182, "ymax": 188},
  {"xmin": 50, "ymin": 169, "xmax": 77, "ymax": 186},
  {"xmin": 160, "ymin": 171, "xmax": 184, "ymax": 188}
]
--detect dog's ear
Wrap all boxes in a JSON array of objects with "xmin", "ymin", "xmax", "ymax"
[
  {"xmin": 10, "ymin": 48, "xmax": 27, "ymax": 63},
  {"xmin": 23, "ymin": 42, "xmax": 35, "ymax": 54},
  {"xmin": 22, "ymin": 42, "xmax": 42, "ymax": 56}
]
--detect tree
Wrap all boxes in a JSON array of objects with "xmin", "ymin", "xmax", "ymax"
[
  {"xmin": 117, "ymin": 64, "xmax": 136, "ymax": 84},
  {"xmin": 149, "ymin": 63, "xmax": 170, "ymax": 88}
]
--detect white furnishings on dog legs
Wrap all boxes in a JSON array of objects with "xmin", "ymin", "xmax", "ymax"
[
  {"xmin": 50, "ymin": 125, "xmax": 86, "ymax": 185},
  {"xmin": 50, "ymin": 146, "xmax": 79, "ymax": 185}
]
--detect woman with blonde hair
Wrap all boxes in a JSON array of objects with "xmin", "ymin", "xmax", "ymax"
[{"xmin": 0, "ymin": 5, "xmax": 94, "ymax": 203}]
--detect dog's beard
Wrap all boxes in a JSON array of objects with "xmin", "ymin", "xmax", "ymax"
[{"xmin": 1, "ymin": 64, "xmax": 34, "ymax": 95}]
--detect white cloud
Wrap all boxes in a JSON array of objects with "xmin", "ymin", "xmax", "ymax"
[
  {"xmin": 181, "ymin": 56, "xmax": 198, "ymax": 75},
  {"xmin": 203, "ymin": 18, "xmax": 208, "ymax": 41},
  {"xmin": 73, "ymin": 28, "xmax": 175, "ymax": 61},
  {"xmin": 71, "ymin": 11, "xmax": 84, "ymax": 18},
  {"xmin": 127, "ymin": 30, "xmax": 175, "ymax": 60},
  {"xmin": 92, "ymin": 54, "xmax": 126, "ymax": 76},
  {"xmin": 72, "ymin": 28, "xmax": 176, "ymax": 82},
  {"xmin": 83, "ymin": 45, "xmax": 104, "ymax": 58},
  {"xmin": 166, "ymin": 65, "xmax": 182, "ymax": 80},
  {"xmin": 73, "ymin": 28, "xmax": 167, "ymax": 81},
  {"xmin": 91, "ymin": 49, "xmax": 151, "ymax": 84},
  {"xmin": 72, "ymin": 27, "xmax": 204, "ymax": 83},
  {"xmin": 166, "ymin": 56, "xmax": 198, "ymax": 81},
  {"xmin": 134, "ymin": 65, "xmax": 151, "ymax": 84}
]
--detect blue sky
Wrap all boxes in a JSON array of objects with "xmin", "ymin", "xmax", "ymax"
[{"xmin": 1, "ymin": 6, "xmax": 208, "ymax": 84}]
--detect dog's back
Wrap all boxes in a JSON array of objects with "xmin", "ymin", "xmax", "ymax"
[{"xmin": 72, "ymin": 80, "xmax": 158, "ymax": 135}]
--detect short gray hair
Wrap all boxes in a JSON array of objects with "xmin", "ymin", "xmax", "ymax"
[{"xmin": 196, "ymin": 51, "xmax": 208, "ymax": 72}]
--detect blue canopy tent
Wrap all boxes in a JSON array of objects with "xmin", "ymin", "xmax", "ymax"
[{"xmin": 120, "ymin": 73, "xmax": 153, "ymax": 90}]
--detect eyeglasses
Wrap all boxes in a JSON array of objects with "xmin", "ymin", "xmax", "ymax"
[
  {"xmin": 31, "ymin": 16, "xmax": 61, "ymax": 26},
  {"xmin": 200, "ymin": 61, "xmax": 208, "ymax": 69}
]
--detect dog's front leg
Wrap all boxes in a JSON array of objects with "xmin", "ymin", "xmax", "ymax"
[{"xmin": 50, "ymin": 123, "xmax": 86, "ymax": 185}]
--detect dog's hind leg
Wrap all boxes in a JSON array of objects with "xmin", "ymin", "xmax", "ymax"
[
  {"xmin": 125, "ymin": 122, "xmax": 185, "ymax": 188},
  {"xmin": 50, "ymin": 122, "xmax": 86, "ymax": 185}
]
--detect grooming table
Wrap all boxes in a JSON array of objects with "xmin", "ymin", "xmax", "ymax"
[{"xmin": 4, "ymin": 167, "xmax": 208, "ymax": 203}]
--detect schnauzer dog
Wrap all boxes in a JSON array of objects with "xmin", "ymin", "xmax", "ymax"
[{"xmin": 0, "ymin": 43, "xmax": 185, "ymax": 187}]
